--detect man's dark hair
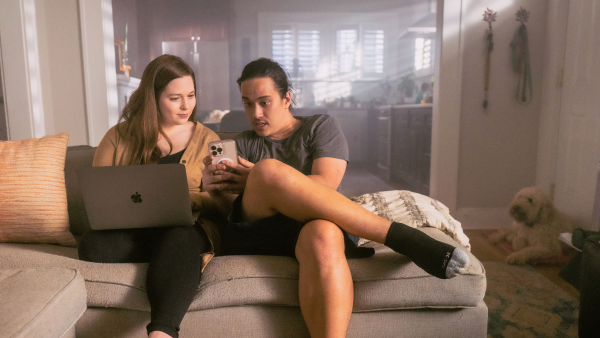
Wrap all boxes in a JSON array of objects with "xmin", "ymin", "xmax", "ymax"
[{"xmin": 237, "ymin": 58, "xmax": 291, "ymax": 99}]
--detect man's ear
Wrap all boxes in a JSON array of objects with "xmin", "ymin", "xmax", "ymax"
[{"xmin": 284, "ymin": 91, "xmax": 292, "ymax": 108}]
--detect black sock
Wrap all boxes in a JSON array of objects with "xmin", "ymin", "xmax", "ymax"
[{"xmin": 384, "ymin": 222, "xmax": 467, "ymax": 279}]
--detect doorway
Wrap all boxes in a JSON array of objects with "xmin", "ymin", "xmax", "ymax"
[{"xmin": 108, "ymin": 0, "xmax": 437, "ymax": 198}]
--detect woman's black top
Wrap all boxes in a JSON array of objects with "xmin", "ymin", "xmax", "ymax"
[{"xmin": 158, "ymin": 148, "xmax": 186, "ymax": 164}]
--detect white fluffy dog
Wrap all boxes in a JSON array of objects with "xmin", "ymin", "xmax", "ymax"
[{"xmin": 489, "ymin": 186, "xmax": 577, "ymax": 264}]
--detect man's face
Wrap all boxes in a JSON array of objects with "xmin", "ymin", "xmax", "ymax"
[{"xmin": 240, "ymin": 77, "xmax": 292, "ymax": 140}]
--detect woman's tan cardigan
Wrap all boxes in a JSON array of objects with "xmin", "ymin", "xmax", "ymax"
[{"xmin": 93, "ymin": 121, "xmax": 221, "ymax": 270}]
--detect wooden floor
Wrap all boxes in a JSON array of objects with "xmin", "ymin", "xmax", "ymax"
[
  {"xmin": 339, "ymin": 166, "xmax": 405, "ymax": 198},
  {"xmin": 465, "ymin": 229, "xmax": 581, "ymax": 299}
]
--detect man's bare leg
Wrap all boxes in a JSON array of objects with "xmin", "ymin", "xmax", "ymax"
[
  {"xmin": 241, "ymin": 159, "xmax": 390, "ymax": 242},
  {"xmin": 296, "ymin": 220, "xmax": 353, "ymax": 338},
  {"xmin": 241, "ymin": 159, "xmax": 469, "ymax": 279}
]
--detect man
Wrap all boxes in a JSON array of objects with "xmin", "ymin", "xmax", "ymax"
[{"xmin": 202, "ymin": 58, "xmax": 469, "ymax": 338}]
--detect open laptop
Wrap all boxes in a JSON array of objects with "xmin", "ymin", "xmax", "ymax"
[{"xmin": 77, "ymin": 164, "xmax": 194, "ymax": 230}]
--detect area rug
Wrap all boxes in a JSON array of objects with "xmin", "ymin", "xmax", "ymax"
[{"xmin": 483, "ymin": 261, "xmax": 579, "ymax": 338}]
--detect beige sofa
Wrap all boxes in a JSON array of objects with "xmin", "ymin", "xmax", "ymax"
[{"xmin": 0, "ymin": 144, "xmax": 488, "ymax": 338}]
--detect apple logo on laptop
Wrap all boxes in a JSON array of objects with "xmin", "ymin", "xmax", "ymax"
[{"xmin": 131, "ymin": 192, "xmax": 142, "ymax": 203}]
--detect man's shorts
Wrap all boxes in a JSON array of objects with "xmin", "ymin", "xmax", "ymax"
[{"xmin": 220, "ymin": 193, "xmax": 374, "ymax": 259}]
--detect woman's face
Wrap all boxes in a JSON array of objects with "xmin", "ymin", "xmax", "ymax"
[
  {"xmin": 158, "ymin": 75, "xmax": 196, "ymax": 127},
  {"xmin": 240, "ymin": 77, "xmax": 292, "ymax": 139}
]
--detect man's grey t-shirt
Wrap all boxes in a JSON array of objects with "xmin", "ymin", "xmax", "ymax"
[
  {"xmin": 229, "ymin": 114, "xmax": 372, "ymax": 257},
  {"xmin": 234, "ymin": 114, "xmax": 349, "ymax": 175}
]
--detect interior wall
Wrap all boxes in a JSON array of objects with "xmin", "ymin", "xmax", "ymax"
[
  {"xmin": 0, "ymin": 0, "xmax": 46, "ymax": 140},
  {"xmin": 35, "ymin": 0, "xmax": 88, "ymax": 145},
  {"xmin": 429, "ymin": 0, "xmax": 461, "ymax": 213},
  {"xmin": 535, "ymin": 0, "xmax": 568, "ymax": 200},
  {"xmin": 34, "ymin": 0, "xmax": 55, "ymax": 136},
  {"xmin": 456, "ymin": 0, "xmax": 548, "ymax": 209},
  {"xmin": 552, "ymin": 0, "xmax": 600, "ymax": 230}
]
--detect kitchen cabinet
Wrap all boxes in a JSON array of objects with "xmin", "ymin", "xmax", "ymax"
[
  {"xmin": 368, "ymin": 107, "xmax": 393, "ymax": 180},
  {"xmin": 327, "ymin": 109, "xmax": 370, "ymax": 164},
  {"xmin": 390, "ymin": 105, "xmax": 432, "ymax": 196}
]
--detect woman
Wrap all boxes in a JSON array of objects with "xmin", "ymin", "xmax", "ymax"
[
  {"xmin": 78, "ymin": 54, "xmax": 219, "ymax": 338},
  {"xmin": 202, "ymin": 58, "xmax": 470, "ymax": 338}
]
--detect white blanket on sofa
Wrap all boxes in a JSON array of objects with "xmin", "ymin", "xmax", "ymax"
[{"xmin": 351, "ymin": 190, "xmax": 471, "ymax": 250}]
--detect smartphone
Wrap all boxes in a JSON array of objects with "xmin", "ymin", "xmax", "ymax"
[{"xmin": 209, "ymin": 139, "xmax": 239, "ymax": 166}]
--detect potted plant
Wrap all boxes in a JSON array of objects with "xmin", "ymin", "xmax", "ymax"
[{"xmin": 398, "ymin": 74, "xmax": 416, "ymax": 104}]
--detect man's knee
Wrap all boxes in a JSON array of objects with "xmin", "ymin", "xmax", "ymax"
[
  {"xmin": 248, "ymin": 159, "xmax": 290, "ymax": 188},
  {"xmin": 295, "ymin": 220, "xmax": 345, "ymax": 264}
]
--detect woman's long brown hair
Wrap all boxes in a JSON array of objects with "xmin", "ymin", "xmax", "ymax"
[{"xmin": 116, "ymin": 54, "xmax": 197, "ymax": 165}]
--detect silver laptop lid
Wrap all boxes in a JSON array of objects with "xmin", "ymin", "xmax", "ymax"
[{"xmin": 77, "ymin": 164, "xmax": 194, "ymax": 230}]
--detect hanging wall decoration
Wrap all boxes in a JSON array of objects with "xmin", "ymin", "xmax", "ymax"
[
  {"xmin": 511, "ymin": 7, "xmax": 532, "ymax": 105},
  {"xmin": 482, "ymin": 8, "xmax": 497, "ymax": 109}
]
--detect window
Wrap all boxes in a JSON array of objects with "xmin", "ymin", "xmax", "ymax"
[
  {"xmin": 415, "ymin": 38, "xmax": 431, "ymax": 71},
  {"xmin": 362, "ymin": 30, "xmax": 384, "ymax": 73},
  {"xmin": 297, "ymin": 30, "xmax": 320, "ymax": 73},
  {"xmin": 272, "ymin": 26, "xmax": 320, "ymax": 77},
  {"xmin": 335, "ymin": 27, "xmax": 384, "ymax": 77},
  {"xmin": 336, "ymin": 29, "xmax": 358, "ymax": 73},
  {"xmin": 269, "ymin": 21, "xmax": 386, "ymax": 80},
  {"xmin": 272, "ymin": 28, "xmax": 295, "ymax": 73}
]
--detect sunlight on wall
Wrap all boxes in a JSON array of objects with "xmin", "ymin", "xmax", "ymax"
[
  {"xmin": 464, "ymin": 0, "xmax": 514, "ymax": 26},
  {"xmin": 102, "ymin": 0, "xmax": 119, "ymax": 127},
  {"xmin": 24, "ymin": 0, "xmax": 45, "ymax": 138},
  {"xmin": 440, "ymin": 0, "xmax": 514, "ymax": 42}
]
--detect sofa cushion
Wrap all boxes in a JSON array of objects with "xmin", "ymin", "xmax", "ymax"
[
  {"xmin": 0, "ymin": 133, "xmax": 76, "ymax": 246},
  {"xmin": 0, "ymin": 227, "xmax": 485, "ymax": 313},
  {"xmin": 195, "ymin": 227, "xmax": 485, "ymax": 312},
  {"xmin": 0, "ymin": 268, "xmax": 87, "ymax": 338},
  {"xmin": 64, "ymin": 146, "xmax": 96, "ymax": 237},
  {"xmin": 0, "ymin": 243, "xmax": 150, "ymax": 311}
]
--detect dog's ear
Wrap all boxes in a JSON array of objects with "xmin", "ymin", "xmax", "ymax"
[{"xmin": 537, "ymin": 197, "xmax": 555, "ymax": 224}]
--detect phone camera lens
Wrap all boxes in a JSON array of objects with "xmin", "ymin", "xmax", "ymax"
[
  {"xmin": 211, "ymin": 146, "xmax": 216, "ymax": 150},
  {"xmin": 217, "ymin": 148, "xmax": 222, "ymax": 152},
  {"xmin": 212, "ymin": 151, "xmax": 217, "ymax": 156}
]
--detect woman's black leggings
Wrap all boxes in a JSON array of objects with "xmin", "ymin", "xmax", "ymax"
[{"xmin": 78, "ymin": 223, "xmax": 210, "ymax": 338}]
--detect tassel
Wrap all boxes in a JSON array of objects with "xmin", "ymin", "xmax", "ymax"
[{"xmin": 511, "ymin": 8, "xmax": 533, "ymax": 105}]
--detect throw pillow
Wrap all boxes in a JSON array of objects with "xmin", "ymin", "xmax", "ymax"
[
  {"xmin": 351, "ymin": 190, "xmax": 471, "ymax": 250},
  {"xmin": 0, "ymin": 132, "xmax": 76, "ymax": 246}
]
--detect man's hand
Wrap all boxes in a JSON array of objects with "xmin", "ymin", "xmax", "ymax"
[{"xmin": 202, "ymin": 155, "xmax": 254, "ymax": 195}]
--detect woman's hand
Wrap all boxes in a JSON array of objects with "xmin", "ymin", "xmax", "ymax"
[
  {"xmin": 201, "ymin": 155, "xmax": 227, "ymax": 195},
  {"xmin": 202, "ymin": 155, "xmax": 254, "ymax": 195}
]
